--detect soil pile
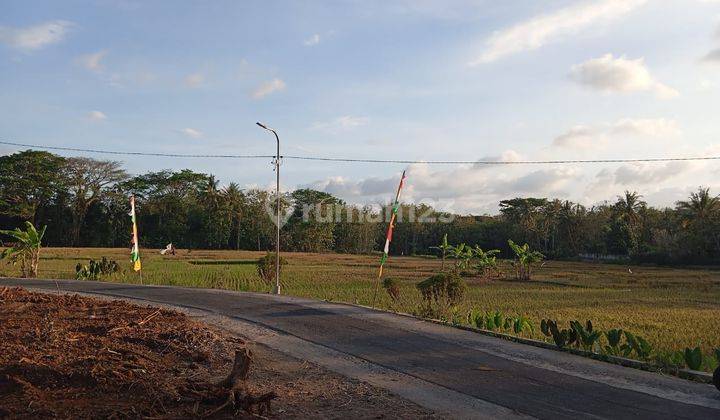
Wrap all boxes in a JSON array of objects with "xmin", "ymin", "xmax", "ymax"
[{"xmin": 0, "ymin": 287, "xmax": 272, "ymax": 418}]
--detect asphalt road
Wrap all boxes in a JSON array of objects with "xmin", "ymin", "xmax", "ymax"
[{"xmin": 2, "ymin": 278, "xmax": 719, "ymax": 419}]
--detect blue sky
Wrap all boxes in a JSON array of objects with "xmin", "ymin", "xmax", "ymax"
[{"xmin": 2, "ymin": 0, "xmax": 720, "ymax": 213}]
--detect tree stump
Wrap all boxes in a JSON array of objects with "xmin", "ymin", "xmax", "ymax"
[{"xmin": 205, "ymin": 348, "xmax": 277, "ymax": 417}]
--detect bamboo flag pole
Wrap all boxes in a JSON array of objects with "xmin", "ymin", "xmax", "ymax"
[
  {"xmin": 129, "ymin": 195, "xmax": 143, "ymax": 284},
  {"xmin": 372, "ymin": 170, "xmax": 407, "ymax": 308}
]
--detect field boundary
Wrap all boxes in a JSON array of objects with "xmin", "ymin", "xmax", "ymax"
[{"xmin": 342, "ymin": 301, "xmax": 714, "ymax": 384}]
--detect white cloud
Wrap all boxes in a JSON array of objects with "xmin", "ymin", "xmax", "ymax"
[
  {"xmin": 304, "ymin": 34, "xmax": 321, "ymax": 46},
  {"xmin": 703, "ymin": 47, "xmax": 720, "ymax": 62},
  {"xmin": 0, "ymin": 20, "xmax": 72, "ymax": 51},
  {"xmin": 252, "ymin": 78, "xmax": 286, "ymax": 99},
  {"xmin": 570, "ymin": 54, "xmax": 678, "ymax": 99},
  {"xmin": 87, "ymin": 110, "xmax": 107, "ymax": 121},
  {"xmin": 77, "ymin": 50, "xmax": 107, "ymax": 72},
  {"xmin": 184, "ymin": 73, "xmax": 205, "ymax": 88},
  {"xmin": 470, "ymin": 0, "xmax": 646, "ymax": 65},
  {"xmin": 180, "ymin": 128, "xmax": 203, "ymax": 139},
  {"xmin": 610, "ymin": 118, "xmax": 680, "ymax": 137},
  {"xmin": 312, "ymin": 115, "xmax": 369, "ymax": 132},
  {"xmin": 553, "ymin": 118, "xmax": 679, "ymax": 150}
]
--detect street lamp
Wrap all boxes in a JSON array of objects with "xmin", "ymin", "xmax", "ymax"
[{"xmin": 256, "ymin": 122, "xmax": 281, "ymax": 295}]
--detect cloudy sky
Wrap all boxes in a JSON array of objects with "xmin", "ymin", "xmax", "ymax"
[{"xmin": 2, "ymin": 0, "xmax": 720, "ymax": 214}]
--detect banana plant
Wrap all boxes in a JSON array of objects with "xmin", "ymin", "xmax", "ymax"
[
  {"xmin": 0, "ymin": 221, "xmax": 47, "ymax": 278},
  {"xmin": 684, "ymin": 347, "xmax": 703, "ymax": 371},
  {"xmin": 508, "ymin": 239, "xmax": 544, "ymax": 281},
  {"xmin": 430, "ymin": 234, "xmax": 453, "ymax": 271},
  {"xmin": 472, "ymin": 246, "xmax": 501, "ymax": 278},
  {"xmin": 448, "ymin": 243, "xmax": 474, "ymax": 273},
  {"xmin": 603, "ymin": 329, "xmax": 624, "ymax": 355}
]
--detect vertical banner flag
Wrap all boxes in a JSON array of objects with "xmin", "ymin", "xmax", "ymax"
[
  {"xmin": 378, "ymin": 170, "xmax": 407, "ymax": 278},
  {"xmin": 129, "ymin": 195, "xmax": 142, "ymax": 272}
]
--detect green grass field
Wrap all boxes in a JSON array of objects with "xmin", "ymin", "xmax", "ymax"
[{"xmin": 3, "ymin": 247, "xmax": 719, "ymax": 369}]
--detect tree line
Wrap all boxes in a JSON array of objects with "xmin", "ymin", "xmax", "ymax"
[{"xmin": 1, "ymin": 150, "xmax": 718, "ymax": 264}]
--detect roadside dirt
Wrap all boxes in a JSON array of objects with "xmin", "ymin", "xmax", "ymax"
[{"xmin": 0, "ymin": 287, "xmax": 436, "ymax": 419}]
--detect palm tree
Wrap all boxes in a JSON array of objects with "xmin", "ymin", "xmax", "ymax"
[
  {"xmin": 676, "ymin": 187, "xmax": 720, "ymax": 226},
  {"xmin": 615, "ymin": 191, "xmax": 646, "ymax": 226},
  {"xmin": 222, "ymin": 183, "xmax": 246, "ymax": 249}
]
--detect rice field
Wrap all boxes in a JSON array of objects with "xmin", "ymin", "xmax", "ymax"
[{"xmin": 3, "ymin": 247, "xmax": 720, "ymax": 366}]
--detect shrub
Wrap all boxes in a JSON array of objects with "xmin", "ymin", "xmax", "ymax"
[
  {"xmin": 75, "ymin": 257, "xmax": 121, "ymax": 280},
  {"xmin": 382, "ymin": 278, "xmax": 401, "ymax": 302},
  {"xmin": 256, "ymin": 252, "xmax": 287, "ymax": 285},
  {"xmin": 416, "ymin": 272, "xmax": 466, "ymax": 319}
]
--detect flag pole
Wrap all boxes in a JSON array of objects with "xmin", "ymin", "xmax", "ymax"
[
  {"xmin": 372, "ymin": 170, "xmax": 407, "ymax": 308},
  {"xmin": 129, "ymin": 195, "xmax": 143, "ymax": 284}
]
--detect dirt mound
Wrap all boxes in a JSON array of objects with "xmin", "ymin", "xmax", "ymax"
[{"xmin": 0, "ymin": 287, "xmax": 273, "ymax": 418}]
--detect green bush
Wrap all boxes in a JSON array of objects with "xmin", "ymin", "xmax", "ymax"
[
  {"xmin": 416, "ymin": 272, "xmax": 466, "ymax": 319},
  {"xmin": 256, "ymin": 252, "xmax": 287, "ymax": 285},
  {"xmin": 382, "ymin": 277, "xmax": 401, "ymax": 302},
  {"xmin": 75, "ymin": 257, "xmax": 120, "ymax": 280}
]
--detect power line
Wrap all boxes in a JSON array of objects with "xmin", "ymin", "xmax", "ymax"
[
  {"xmin": 2, "ymin": 139, "xmax": 719, "ymax": 165},
  {"xmin": 0, "ymin": 141, "xmax": 274, "ymax": 159}
]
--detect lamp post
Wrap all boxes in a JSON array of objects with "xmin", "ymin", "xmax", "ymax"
[{"xmin": 256, "ymin": 122, "xmax": 281, "ymax": 295}]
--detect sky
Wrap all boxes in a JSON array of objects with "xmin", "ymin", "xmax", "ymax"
[{"xmin": 2, "ymin": 0, "xmax": 720, "ymax": 214}]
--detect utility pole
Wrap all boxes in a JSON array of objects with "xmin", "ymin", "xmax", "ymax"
[{"xmin": 256, "ymin": 122, "xmax": 281, "ymax": 294}]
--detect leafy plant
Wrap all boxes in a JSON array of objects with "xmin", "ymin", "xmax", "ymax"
[
  {"xmin": 540, "ymin": 319, "xmax": 577, "ymax": 349},
  {"xmin": 603, "ymin": 329, "xmax": 624, "ymax": 355},
  {"xmin": 472, "ymin": 246, "xmax": 501, "ymax": 278},
  {"xmin": 467, "ymin": 308, "xmax": 484, "ymax": 329},
  {"xmin": 684, "ymin": 347, "xmax": 703, "ymax": 371},
  {"xmin": 511, "ymin": 315, "xmax": 534, "ymax": 335},
  {"xmin": 654, "ymin": 350, "xmax": 685, "ymax": 371},
  {"xmin": 430, "ymin": 234, "xmax": 452, "ymax": 271},
  {"xmin": 622, "ymin": 331, "xmax": 653, "ymax": 360},
  {"xmin": 508, "ymin": 239, "xmax": 544, "ymax": 281},
  {"xmin": 75, "ymin": 257, "xmax": 120, "ymax": 280},
  {"xmin": 484, "ymin": 310, "xmax": 505, "ymax": 331},
  {"xmin": 570, "ymin": 320, "xmax": 601, "ymax": 351},
  {"xmin": 256, "ymin": 252, "xmax": 287, "ymax": 285},
  {"xmin": 447, "ymin": 243, "xmax": 474, "ymax": 273},
  {"xmin": 0, "ymin": 221, "xmax": 47, "ymax": 278},
  {"xmin": 382, "ymin": 277, "xmax": 401, "ymax": 302}
]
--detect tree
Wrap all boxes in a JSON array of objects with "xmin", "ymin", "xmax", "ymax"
[
  {"xmin": 0, "ymin": 221, "xmax": 46, "ymax": 278},
  {"xmin": 609, "ymin": 191, "xmax": 646, "ymax": 255},
  {"xmin": 676, "ymin": 187, "xmax": 720, "ymax": 260},
  {"xmin": 0, "ymin": 150, "xmax": 66, "ymax": 223},
  {"xmin": 223, "ymin": 183, "xmax": 246, "ymax": 250},
  {"xmin": 64, "ymin": 157, "xmax": 128, "ymax": 246}
]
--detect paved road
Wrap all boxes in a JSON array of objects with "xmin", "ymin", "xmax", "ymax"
[{"xmin": 2, "ymin": 278, "xmax": 719, "ymax": 419}]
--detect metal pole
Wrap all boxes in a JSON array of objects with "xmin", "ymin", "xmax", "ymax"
[
  {"xmin": 257, "ymin": 122, "xmax": 281, "ymax": 295},
  {"xmin": 273, "ymin": 129, "xmax": 281, "ymax": 295}
]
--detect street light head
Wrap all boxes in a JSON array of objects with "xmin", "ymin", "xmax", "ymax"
[{"xmin": 256, "ymin": 122, "xmax": 268, "ymax": 129}]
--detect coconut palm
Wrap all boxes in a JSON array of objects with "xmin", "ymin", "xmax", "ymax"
[
  {"xmin": 223, "ymin": 182, "xmax": 246, "ymax": 249},
  {"xmin": 615, "ymin": 191, "xmax": 646, "ymax": 226},
  {"xmin": 0, "ymin": 221, "xmax": 46, "ymax": 278},
  {"xmin": 676, "ymin": 187, "xmax": 719, "ymax": 226}
]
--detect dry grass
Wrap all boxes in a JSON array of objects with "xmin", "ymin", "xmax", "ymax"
[{"xmin": 3, "ymin": 247, "xmax": 719, "ymax": 362}]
